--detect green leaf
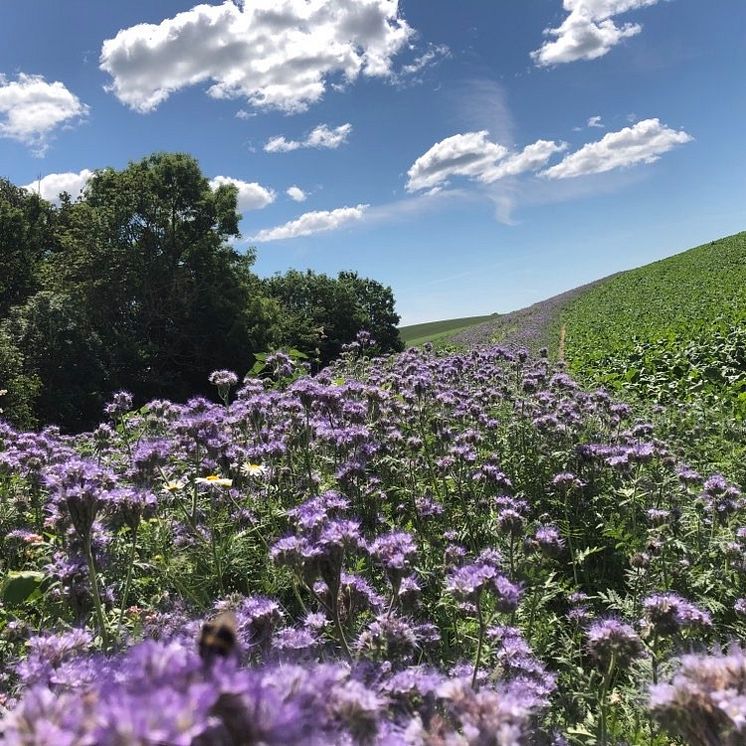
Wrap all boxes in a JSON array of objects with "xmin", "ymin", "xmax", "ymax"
[{"xmin": 2, "ymin": 571, "xmax": 45, "ymax": 607}]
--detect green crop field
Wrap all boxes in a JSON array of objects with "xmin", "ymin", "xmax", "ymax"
[
  {"xmin": 557, "ymin": 231, "xmax": 746, "ymax": 477},
  {"xmin": 399, "ymin": 313, "xmax": 497, "ymax": 346},
  {"xmin": 559, "ymin": 231, "xmax": 746, "ymax": 409}
]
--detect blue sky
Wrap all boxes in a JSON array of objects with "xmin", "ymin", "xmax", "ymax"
[{"xmin": 1, "ymin": 0, "xmax": 744, "ymax": 325}]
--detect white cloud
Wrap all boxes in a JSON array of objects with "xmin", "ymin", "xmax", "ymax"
[
  {"xmin": 22, "ymin": 169, "xmax": 94, "ymax": 203},
  {"xmin": 286, "ymin": 186, "xmax": 307, "ymax": 202},
  {"xmin": 406, "ymin": 132, "xmax": 507, "ymax": 192},
  {"xmin": 253, "ymin": 204, "xmax": 368, "ymax": 242},
  {"xmin": 0, "ymin": 73, "xmax": 89, "ymax": 156},
  {"xmin": 542, "ymin": 118, "xmax": 692, "ymax": 179},
  {"xmin": 392, "ymin": 43, "xmax": 450, "ymax": 85},
  {"xmin": 100, "ymin": 0, "xmax": 413, "ymax": 114},
  {"xmin": 209, "ymin": 175, "xmax": 276, "ymax": 211},
  {"xmin": 587, "ymin": 115, "xmax": 604, "ymax": 128},
  {"xmin": 531, "ymin": 0, "xmax": 663, "ymax": 67},
  {"xmin": 264, "ymin": 123, "xmax": 352, "ymax": 153},
  {"xmin": 406, "ymin": 131, "xmax": 565, "ymax": 192},
  {"xmin": 480, "ymin": 140, "xmax": 568, "ymax": 182}
]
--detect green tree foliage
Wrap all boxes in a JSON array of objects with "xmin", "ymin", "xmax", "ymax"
[
  {"xmin": 4, "ymin": 292, "xmax": 108, "ymax": 430},
  {"xmin": 49, "ymin": 153, "xmax": 277, "ymax": 408},
  {"xmin": 263, "ymin": 269, "xmax": 403, "ymax": 366},
  {"xmin": 0, "ymin": 153, "xmax": 404, "ymax": 431},
  {"xmin": 0, "ymin": 178, "xmax": 56, "ymax": 317}
]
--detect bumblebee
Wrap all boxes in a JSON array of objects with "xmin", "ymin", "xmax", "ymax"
[{"xmin": 198, "ymin": 611, "xmax": 238, "ymax": 662}]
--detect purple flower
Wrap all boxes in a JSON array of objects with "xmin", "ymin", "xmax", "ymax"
[
  {"xmin": 532, "ymin": 525, "xmax": 565, "ymax": 557},
  {"xmin": 209, "ymin": 369, "xmax": 239, "ymax": 388},
  {"xmin": 585, "ymin": 618, "xmax": 645, "ymax": 669},
  {"xmin": 642, "ymin": 593, "xmax": 712, "ymax": 635},
  {"xmin": 43, "ymin": 458, "xmax": 118, "ymax": 538},
  {"xmin": 650, "ymin": 646, "xmax": 746, "ymax": 745},
  {"xmin": 104, "ymin": 390, "xmax": 133, "ymax": 418},
  {"xmin": 369, "ymin": 531, "xmax": 417, "ymax": 591}
]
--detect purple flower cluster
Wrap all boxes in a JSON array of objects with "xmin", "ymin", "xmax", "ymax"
[
  {"xmin": 650, "ymin": 646, "xmax": 746, "ymax": 745},
  {"xmin": 0, "ymin": 340, "xmax": 741, "ymax": 742},
  {"xmin": 642, "ymin": 592, "xmax": 712, "ymax": 636},
  {"xmin": 585, "ymin": 618, "xmax": 646, "ymax": 670},
  {"xmin": 1, "ymin": 637, "xmax": 550, "ymax": 745}
]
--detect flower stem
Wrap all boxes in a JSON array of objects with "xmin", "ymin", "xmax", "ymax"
[
  {"xmin": 117, "ymin": 526, "xmax": 138, "ymax": 639},
  {"xmin": 472, "ymin": 596, "xmax": 485, "ymax": 689},
  {"xmin": 84, "ymin": 534, "xmax": 109, "ymax": 648}
]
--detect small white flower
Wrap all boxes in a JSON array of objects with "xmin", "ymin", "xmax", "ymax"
[
  {"xmin": 241, "ymin": 462, "xmax": 267, "ymax": 478},
  {"xmin": 195, "ymin": 475, "xmax": 233, "ymax": 488},
  {"xmin": 163, "ymin": 479, "xmax": 186, "ymax": 493}
]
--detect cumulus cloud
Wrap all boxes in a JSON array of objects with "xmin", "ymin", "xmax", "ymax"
[
  {"xmin": 100, "ymin": 0, "xmax": 413, "ymax": 114},
  {"xmin": 286, "ymin": 186, "xmax": 307, "ymax": 202},
  {"xmin": 209, "ymin": 175, "xmax": 276, "ymax": 211},
  {"xmin": 0, "ymin": 73, "xmax": 89, "ymax": 155},
  {"xmin": 531, "ymin": 0, "xmax": 663, "ymax": 66},
  {"xmin": 253, "ymin": 204, "xmax": 368, "ymax": 242},
  {"xmin": 587, "ymin": 115, "xmax": 604, "ymax": 128},
  {"xmin": 22, "ymin": 169, "xmax": 94, "ymax": 203},
  {"xmin": 264, "ymin": 123, "xmax": 352, "ymax": 153},
  {"xmin": 542, "ymin": 118, "xmax": 692, "ymax": 179},
  {"xmin": 406, "ymin": 131, "xmax": 566, "ymax": 192}
]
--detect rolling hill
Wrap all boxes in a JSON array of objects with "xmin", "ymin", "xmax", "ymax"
[{"xmin": 398, "ymin": 314, "xmax": 497, "ymax": 346}]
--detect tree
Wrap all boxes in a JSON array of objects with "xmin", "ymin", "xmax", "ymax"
[
  {"xmin": 337, "ymin": 271, "xmax": 404, "ymax": 355},
  {"xmin": 0, "ymin": 178, "xmax": 56, "ymax": 316},
  {"xmin": 3, "ymin": 292, "xmax": 106, "ymax": 430},
  {"xmin": 263, "ymin": 269, "xmax": 403, "ymax": 366},
  {"xmin": 35, "ymin": 153, "xmax": 274, "ymax": 425}
]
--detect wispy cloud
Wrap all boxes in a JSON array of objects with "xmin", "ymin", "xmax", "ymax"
[
  {"xmin": 406, "ymin": 131, "xmax": 566, "ymax": 192},
  {"xmin": 264, "ymin": 123, "xmax": 352, "ymax": 153}
]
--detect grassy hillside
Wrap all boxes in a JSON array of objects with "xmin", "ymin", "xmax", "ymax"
[
  {"xmin": 558, "ymin": 231, "xmax": 746, "ymax": 479},
  {"xmin": 559, "ymin": 232, "xmax": 746, "ymax": 408},
  {"xmin": 399, "ymin": 313, "xmax": 496, "ymax": 346}
]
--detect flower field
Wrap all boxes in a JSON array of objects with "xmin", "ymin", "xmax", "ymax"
[{"xmin": 1, "ymin": 338, "xmax": 745, "ymax": 744}]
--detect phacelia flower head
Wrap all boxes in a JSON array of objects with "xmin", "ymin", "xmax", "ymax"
[
  {"xmin": 641, "ymin": 593, "xmax": 712, "ymax": 636},
  {"xmin": 585, "ymin": 618, "xmax": 645, "ymax": 670}
]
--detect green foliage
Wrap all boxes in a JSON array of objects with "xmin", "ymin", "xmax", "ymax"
[
  {"xmin": 1, "ymin": 570, "xmax": 45, "ymax": 607},
  {"xmin": 42, "ymin": 153, "xmax": 274, "ymax": 411},
  {"xmin": 560, "ymin": 232, "xmax": 746, "ymax": 385},
  {"xmin": 263, "ymin": 268, "xmax": 403, "ymax": 366},
  {"xmin": 0, "ymin": 154, "xmax": 405, "ymax": 431},
  {"xmin": 4, "ymin": 292, "xmax": 109, "ymax": 430},
  {"xmin": 559, "ymin": 232, "xmax": 746, "ymax": 475},
  {"xmin": 0, "ymin": 179, "xmax": 56, "ymax": 317},
  {"xmin": 0, "ymin": 327, "xmax": 39, "ymax": 428}
]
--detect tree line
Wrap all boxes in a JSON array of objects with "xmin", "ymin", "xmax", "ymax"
[{"xmin": 0, "ymin": 153, "xmax": 403, "ymax": 431}]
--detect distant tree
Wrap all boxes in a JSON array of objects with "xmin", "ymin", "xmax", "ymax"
[
  {"xmin": 0, "ymin": 178, "xmax": 56, "ymax": 316},
  {"xmin": 337, "ymin": 271, "xmax": 404, "ymax": 355},
  {"xmin": 264, "ymin": 269, "xmax": 403, "ymax": 366}
]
